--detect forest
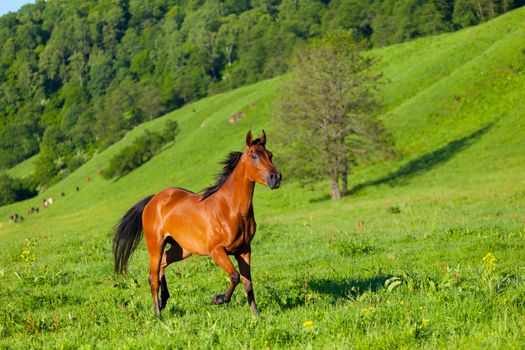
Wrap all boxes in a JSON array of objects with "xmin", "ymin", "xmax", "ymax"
[{"xmin": 0, "ymin": 0, "xmax": 523, "ymax": 191}]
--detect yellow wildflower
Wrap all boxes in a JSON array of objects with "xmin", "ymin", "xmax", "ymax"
[
  {"xmin": 483, "ymin": 252, "xmax": 497, "ymax": 265},
  {"xmin": 303, "ymin": 320, "xmax": 313, "ymax": 330}
]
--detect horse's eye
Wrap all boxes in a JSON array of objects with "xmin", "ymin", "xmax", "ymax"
[{"xmin": 250, "ymin": 154, "xmax": 258, "ymax": 160}]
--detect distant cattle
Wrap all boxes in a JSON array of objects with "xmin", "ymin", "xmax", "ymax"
[
  {"xmin": 9, "ymin": 213, "xmax": 23, "ymax": 223},
  {"xmin": 42, "ymin": 197, "xmax": 54, "ymax": 208},
  {"xmin": 26, "ymin": 207, "xmax": 39, "ymax": 215}
]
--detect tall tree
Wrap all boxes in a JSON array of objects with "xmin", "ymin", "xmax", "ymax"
[{"xmin": 276, "ymin": 30, "xmax": 394, "ymax": 199}]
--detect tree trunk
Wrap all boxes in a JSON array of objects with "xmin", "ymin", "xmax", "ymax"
[
  {"xmin": 330, "ymin": 172, "xmax": 341, "ymax": 200},
  {"xmin": 476, "ymin": 2, "xmax": 485, "ymax": 20},
  {"xmin": 487, "ymin": 0, "xmax": 495, "ymax": 17},
  {"xmin": 226, "ymin": 45, "xmax": 233, "ymax": 66},
  {"xmin": 341, "ymin": 157, "xmax": 348, "ymax": 196}
]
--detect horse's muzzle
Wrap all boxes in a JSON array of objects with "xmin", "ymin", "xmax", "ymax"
[{"xmin": 267, "ymin": 171, "xmax": 282, "ymax": 189}]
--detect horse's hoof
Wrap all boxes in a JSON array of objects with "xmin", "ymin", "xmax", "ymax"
[
  {"xmin": 211, "ymin": 294, "xmax": 228, "ymax": 305},
  {"xmin": 251, "ymin": 306, "xmax": 260, "ymax": 317}
]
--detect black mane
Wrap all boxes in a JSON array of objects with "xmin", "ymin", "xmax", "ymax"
[{"xmin": 200, "ymin": 151, "xmax": 243, "ymax": 200}]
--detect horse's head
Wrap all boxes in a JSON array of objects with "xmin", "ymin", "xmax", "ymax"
[{"xmin": 244, "ymin": 130, "xmax": 282, "ymax": 189}]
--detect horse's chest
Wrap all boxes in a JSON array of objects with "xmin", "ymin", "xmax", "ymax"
[{"xmin": 224, "ymin": 215, "xmax": 255, "ymax": 252}]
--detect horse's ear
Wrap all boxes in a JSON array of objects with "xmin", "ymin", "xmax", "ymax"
[
  {"xmin": 260, "ymin": 130, "xmax": 266, "ymax": 146},
  {"xmin": 246, "ymin": 130, "xmax": 253, "ymax": 146}
]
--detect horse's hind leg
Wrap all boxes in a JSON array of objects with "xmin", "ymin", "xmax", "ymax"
[
  {"xmin": 159, "ymin": 238, "xmax": 191, "ymax": 310},
  {"xmin": 159, "ymin": 275, "xmax": 169, "ymax": 311},
  {"xmin": 144, "ymin": 229, "xmax": 164, "ymax": 319},
  {"xmin": 147, "ymin": 252, "xmax": 162, "ymax": 319}
]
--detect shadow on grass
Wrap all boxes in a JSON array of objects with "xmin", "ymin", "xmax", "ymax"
[
  {"xmin": 349, "ymin": 123, "xmax": 493, "ymax": 195},
  {"xmin": 309, "ymin": 275, "xmax": 391, "ymax": 300},
  {"xmin": 308, "ymin": 124, "xmax": 493, "ymax": 203},
  {"xmin": 309, "ymin": 194, "xmax": 331, "ymax": 203}
]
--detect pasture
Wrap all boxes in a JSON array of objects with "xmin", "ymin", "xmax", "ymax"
[{"xmin": 1, "ymin": 7, "xmax": 525, "ymax": 349}]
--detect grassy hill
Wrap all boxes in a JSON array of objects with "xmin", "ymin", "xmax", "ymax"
[
  {"xmin": 5, "ymin": 154, "xmax": 36, "ymax": 179},
  {"xmin": 1, "ymin": 8, "xmax": 524, "ymax": 349}
]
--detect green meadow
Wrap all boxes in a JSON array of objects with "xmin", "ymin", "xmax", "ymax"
[{"xmin": 1, "ymin": 8, "xmax": 525, "ymax": 349}]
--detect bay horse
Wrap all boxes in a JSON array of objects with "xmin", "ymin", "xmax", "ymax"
[{"xmin": 113, "ymin": 130, "xmax": 281, "ymax": 319}]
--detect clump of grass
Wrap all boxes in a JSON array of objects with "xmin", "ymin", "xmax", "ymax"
[
  {"xmin": 330, "ymin": 239, "xmax": 377, "ymax": 257},
  {"xmin": 388, "ymin": 205, "xmax": 401, "ymax": 214}
]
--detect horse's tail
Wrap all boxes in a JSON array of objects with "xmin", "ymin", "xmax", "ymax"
[{"xmin": 113, "ymin": 195, "xmax": 155, "ymax": 274}]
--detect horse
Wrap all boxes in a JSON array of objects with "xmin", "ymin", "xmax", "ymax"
[{"xmin": 113, "ymin": 130, "xmax": 281, "ymax": 319}]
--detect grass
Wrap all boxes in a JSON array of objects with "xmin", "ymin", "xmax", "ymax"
[
  {"xmin": 6, "ymin": 154, "xmax": 37, "ymax": 179},
  {"xmin": 1, "ymin": 7, "xmax": 525, "ymax": 349}
]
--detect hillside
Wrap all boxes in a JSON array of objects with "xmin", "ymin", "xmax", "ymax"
[
  {"xmin": 4, "ymin": 0, "xmax": 519, "ymax": 172},
  {"xmin": 1, "ymin": 8, "xmax": 524, "ymax": 349},
  {"xmin": 1, "ymin": 6, "xmax": 524, "ymax": 237},
  {"xmin": 6, "ymin": 154, "xmax": 36, "ymax": 179}
]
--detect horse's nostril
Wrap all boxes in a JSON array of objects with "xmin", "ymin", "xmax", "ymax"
[{"xmin": 270, "ymin": 173, "xmax": 275, "ymax": 179}]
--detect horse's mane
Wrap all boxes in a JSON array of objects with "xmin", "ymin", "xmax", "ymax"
[
  {"xmin": 200, "ymin": 138, "xmax": 263, "ymax": 201},
  {"xmin": 200, "ymin": 151, "xmax": 243, "ymax": 200}
]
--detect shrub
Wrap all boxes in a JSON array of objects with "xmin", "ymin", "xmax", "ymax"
[
  {"xmin": 0, "ymin": 173, "xmax": 16, "ymax": 206},
  {"xmin": 102, "ymin": 120, "xmax": 179, "ymax": 179},
  {"xmin": 0, "ymin": 173, "xmax": 38, "ymax": 206}
]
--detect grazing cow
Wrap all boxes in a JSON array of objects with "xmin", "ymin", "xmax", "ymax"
[
  {"xmin": 9, "ymin": 214, "xmax": 23, "ymax": 223},
  {"xmin": 42, "ymin": 197, "xmax": 54, "ymax": 208}
]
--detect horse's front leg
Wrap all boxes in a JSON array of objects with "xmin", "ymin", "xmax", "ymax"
[
  {"xmin": 209, "ymin": 247, "xmax": 240, "ymax": 305},
  {"xmin": 235, "ymin": 249, "xmax": 259, "ymax": 316}
]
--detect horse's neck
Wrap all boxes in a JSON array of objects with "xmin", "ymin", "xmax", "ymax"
[{"xmin": 219, "ymin": 159, "xmax": 254, "ymax": 216}]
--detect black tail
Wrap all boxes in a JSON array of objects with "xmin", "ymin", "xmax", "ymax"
[{"xmin": 113, "ymin": 195, "xmax": 154, "ymax": 274}]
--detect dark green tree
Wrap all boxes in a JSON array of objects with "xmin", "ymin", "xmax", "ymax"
[
  {"xmin": 0, "ymin": 114, "xmax": 41, "ymax": 168},
  {"xmin": 34, "ymin": 126, "xmax": 72, "ymax": 186},
  {"xmin": 0, "ymin": 173, "xmax": 17, "ymax": 206}
]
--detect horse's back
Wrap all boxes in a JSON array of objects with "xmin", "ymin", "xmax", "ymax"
[
  {"xmin": 164, "ymin": 187, "xmax": 196, "ymax": 199},
  {"xmin": 145, "ymin": 187, "xmax": 200, "ymax": 215}
]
